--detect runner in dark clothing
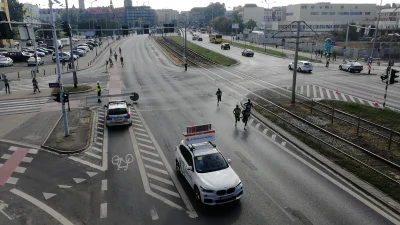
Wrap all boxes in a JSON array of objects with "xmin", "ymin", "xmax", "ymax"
[
  {"xmin": 216, "ymin": 88, "xmax": 222, "ymax": 106},
  {"xmin": 233, "ymin": 105, "xmax": 241, "ymax": 127}
]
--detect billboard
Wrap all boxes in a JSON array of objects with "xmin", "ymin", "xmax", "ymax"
[{"xmin": 232, "ymin": 23, "xmax": 239, "ymax": 29}]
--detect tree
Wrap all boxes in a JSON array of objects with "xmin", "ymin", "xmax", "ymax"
[
  {"xmin": 205, "ymin": 2, "xmax": 226, "ymax": 24},
  {"xmin": 231, "ymin": 11, "xmax": 245, "ymax": 33},
  {"xmin": 7, "ymin": 0, "xmax": 25, "ymax": 22},
  {"xmin": 209, "ymin": 16, "xmax": 232, "ymax": 34},
  {"xmin": 245, "ymin": 19, "xmax": 257, "ymax": 31}
]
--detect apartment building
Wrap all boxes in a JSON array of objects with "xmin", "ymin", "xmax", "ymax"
[{"xmin": 155, "ymin": 9, "xmax": 179, "ymax": 25}]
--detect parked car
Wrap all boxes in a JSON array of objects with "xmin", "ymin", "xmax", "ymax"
[
  {"xmin": 221, "ymin": 43, "xmax": 230, "ymax": 50},
  {"xmin": 75, "ymin": 46, "xmax": 89, "ymax": 52},
  {"xmin": 78, "ymin": 44, "xmax": 92, "ymax": 50},
  {"xmin": 198, "ymin": 37, "xmax": 203, "ymax": 41},
  {"xmin": 288, "ymin": 61, "xmax": 313, "ymax": 72},
  {"xmin": 192, "ymin": 36, "xmax": 198, "ymax": 40},
  {"xmin": 5, "ymin": 51, "xmax": 31, "ymax": 62},
  {"xmin": 52, "ymin": 52, "xmax": 77, "ymax": 62},
  {"xmin": 73, "ymin": 50, "xmax": 85, "ymax": 57},
  {"xmin": 339, "ymin": 60, "xmax": 363, "ymax": 73},
  {"xmin": 87, "ymin": 41, "xmax": 97, "ymax": 47},
  {"xmin": 36, "ymin": 48, "xmax": 49, "ymax": 55},
  {"xmin": 27, "ymin": 56, "xmax": 44, "ymax": 66},
  {"xmin": 241, "ymin": 49, "xmax": 254, "ymax": 57},
  {"xmin": 45, "ymin": 48, "xmax": 54, "ymax": 54},
  {"xmin": 0, "ymin": 56, "xmax": 13, "ymax": 67},
  {"xmin": 39, "ymin": 43, "xmax": 48, "ymax": 47},
  {"xmin": 26, "ymin": 50, "xmax": 45, "ymax": 57}
]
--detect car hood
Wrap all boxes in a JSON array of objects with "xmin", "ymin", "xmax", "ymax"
[
  {"xmin": 349, "ymin": 62, "xmax": 362, "ymax": 66},
  {"xmin": 197, "ymin": 167, "xmax": 240, "ymax": 190}
]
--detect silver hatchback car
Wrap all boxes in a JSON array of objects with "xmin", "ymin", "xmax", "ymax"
[{"xmin": 105, "ymin": 101, "xmax": 132, "ymax": 127}]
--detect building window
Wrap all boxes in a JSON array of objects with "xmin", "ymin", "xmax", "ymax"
[
  {"xmin": 286, "ymin": 12, "xmax": 293, "ymax": 16},
  {"xmin": 325, "ymin": 6, "xmax": 329, "ymax": 9},
  {"xmin": 365, "ymin": 12, "xmax": 371, "ymax": 15},
  {"xmin": 330, "ymin": 12, "xmax": 335, "ymax": 15},
  {"xmin": 311, "ymin": 6, "xmax": 314, "ymax": 9},
  {"xmin": 350, "ymin": 12, "xmax": 362, "ymax": 15},
  {"xmin": 301, "ymin": 5, "xmax": 307, "ymax": 9},
  {"xmin": 322, "ymin": 12, "xmax": 328, "ymax": 15},
  {"xmin": 310, "ymin": 12, "xmax": 319, "ymax": 15}
]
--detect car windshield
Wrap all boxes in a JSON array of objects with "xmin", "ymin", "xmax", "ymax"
[
  {"xmin": 108, "ymin": 108, "xmax": 127, "ymax": 115},
  {"xmin": 194, "ymin": 153, "xmax": 229, "ymax": 173},
  {"xmin": 304, "ymin": 63, "xmax": 311, "ymax": 66}
]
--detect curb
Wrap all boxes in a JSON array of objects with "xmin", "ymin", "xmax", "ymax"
[
  {"xmin": 240, "ymin": 100, "xmax": 400, "ymax": 215},
  {"xmin": 40, "ymin": 109, "xmax": 94, "ymax": 155}
]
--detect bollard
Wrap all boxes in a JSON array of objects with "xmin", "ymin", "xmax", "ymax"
[
  {"xmin": 18, "ymin": 72, "xmax": 20, "ymax": 78},
  {"xmin": 43, "ymin": 69, "xmax": 45, "ymax": 76},
  {"xmin": 55, "ymin": 68, "xmax": 56, "ymax": 74},
  {"xmin": 88, "ymin": 62, "xmax": 89, "ymax": 66}
]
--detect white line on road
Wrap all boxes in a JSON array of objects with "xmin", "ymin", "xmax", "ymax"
[
  {"xmin": 96, "ymin": 142, "xmax": 103, "ymax": 146},
  {"xmin": 135, "ymin": 132, "xmax": 149, "ymax": 138},
  {"xmin": 133, "ymin": 123, "xmax": 144, "ymax": 127},
  {"xmin": 85, "ymin": 152, "xmax": 102, "ymax": 159},
  {"xmin": 147, "ymin": 173, "xmax": 174, "ymax": 186},
  {"xmin": 92, "ymin": 147, "xmax": 102, "ymax": 153},
  {"xmin": 140, "ymin": 149, "xmax": 159, "ymax": 157},
  {"xmin": 263, "ymin": 129, "xmax": 268, "ymax": 135},
  {"xmin": 271, "ymin": 134, "xmax": 276, "ymax": 140},
  {"xmin": 150, "ymin": 183, "xmax": 180, "ymax": 198},
  {"xmin": 313, "ymin": 85, "xmax": 317, "ymax": 98},
  {"xmin": 144, "ymin": 164, "xmax": 168, "ymax": 175},
  {"xmin": 8, "ymin": 146, "xmax": 38, "ymax": 154},
  {"xmin": 98, "ymin": 126, "xmax": 104, "ymax": 130},
  {"xmin": 326, "ymin": 89, "xmax": 332, "ymax": 99},
  {"xmin": 97, "ymin": 137, "xmax": 104, "ymax": 141},
  {"xmin": 142, "ymin": 156, "xmax": 163, "ymax": 165},
  {"xmin": 102, "ymin": 123, "xmax": 109, "ymax": 171},
  {"xmin": 340, "ymin": 93, "xmax": 348, "ymax": 101},
  {"xmin": 10, "ymin": 188, "xmax": 74, "ymax": 225},
  {"xmin": 6, "ymin": 177, "xmax": 18, "ymax": 185},
  {"xmin": 101, "ymin": 180, "xmax": 107, "ymax": 191},
  {"xmin": 306, "ymin": 85, "xmax": 310, "ymax": 97},
  {"xmin": 150, "ymin": 208, "xmax": 159, "ymax": 220},
  {"xmin": 100, "ymin": 203, "xmax": 107, "ymax": 219},
  {"xmin": 281, "ymin": 141, "xmax": 286, "ymax": 147},
  {"xmin": 68, "ymin": 156, "xmax": 106, "ymax": 171},
  {"xmin": 319, "ymin": 86, "xmax": 325, "ymax": 98},
  {"xmin": 134, "ymin": 127, "xmax": 147, "ymax": 132},
  {"xmin": 254, "ymin": 123, "xmax": 260, "ymax": 130},
  {"xmin": 138, "ymin": 143, "xmax": 156, "ymax": 150},
  {"xmin": 136, "ymin": 137, "xmax": 153, "ymax": 144},
  {"xmin": 300, "ymin": 85, "xmax": 304, "ymax": 95},
  {"xmin": 132, "ymin": 119, "xmax": 142, "ymax": 123}
]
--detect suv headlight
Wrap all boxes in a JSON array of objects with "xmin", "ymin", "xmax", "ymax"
[{"xmin": 200, "ymin": 186, "xmax": 214, "ymax": 193}]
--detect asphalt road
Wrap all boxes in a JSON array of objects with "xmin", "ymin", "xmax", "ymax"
[{"xmin": 1, "ymin": 34, "xmax": 399, "ymax": 225}]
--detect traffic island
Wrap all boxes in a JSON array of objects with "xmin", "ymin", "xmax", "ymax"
[
  {"xmin": 42, "ymin": 109, "xmax": 93, "ymax": 154},
  {"xmin": 51, "ymin": 85, "xmax": 93, "ymax": 95},
  {"xmin": 245, "ymin": 89, "xmax": 400, "ymax": 210}
]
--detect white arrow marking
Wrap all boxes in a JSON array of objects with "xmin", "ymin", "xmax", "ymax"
[
  {"xmin": 43, "ymin": 193, "xmax": 56, "ymax": 200},
  {"xmin": 58, "ymin": 185, "xmax": 72, "ymax": 189},
  {"xmin": 86, "ymin": 172, "xmax": 98, "ymax": 177},
  {"xmin": 73, "ymin": 178, "xmax": 86, "ymax": 184},
  {"xmin": 0, "ymin": 200, "xmax": 12, "ymax": 220}
]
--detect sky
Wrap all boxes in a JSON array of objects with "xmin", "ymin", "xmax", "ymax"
[{"xmin": 20, "ymin": 0, "xmax": 394, "ymax": 12}]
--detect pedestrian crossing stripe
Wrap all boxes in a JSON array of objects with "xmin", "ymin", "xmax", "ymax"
[
  {"xmin": 284, "ymin": 85, "xmax": 382, "ymax": 108},
  {"xmin": 0, "ymin": 79, "xmax": 107, "ymax": 92},
  {"xmin": 0, "ymin": 97, "xmax": 49, "ymax": 116}
]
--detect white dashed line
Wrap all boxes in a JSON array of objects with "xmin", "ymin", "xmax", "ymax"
[
  {"xmin": 136, "ymin": 137, "xmax": 153, "ymax": 144},
  {"xmin": 100, "ymin": 203, "xmax": 107, "ymax": 219},
  {"xmin": 85, "ymin": 152, "xmax": 102, "ymax": 159},
  {"xmin": 101, "ymin": 180, "xmax": 107, "ymax": 191},
  {"xmin": 255, "ymin": 123, "xmax": 260, "ymax": 130}
]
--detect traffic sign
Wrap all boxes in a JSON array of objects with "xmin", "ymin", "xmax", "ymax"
[
  {"xmin": 48, "ymin": 83, "xmax": 60, "ymax": 88},
  {"xmin": 312, "ymin": 42, "xmax": 316, "ymax": 46},
  {"xmin": 129, "ymin": 92, "xmax": 139, "ymax": 102}
]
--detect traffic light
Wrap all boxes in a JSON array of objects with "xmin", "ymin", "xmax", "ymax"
[
  {"xmin": 381, "ymin": 74, "xmax": 389, "ymax": 82},
  {"xmin": 53, "ymin": 92, "xmax": 61, "ymax": 102},
  {"xmin": 63, "ymin": 92, "xmax": 69, "ymax": 103},
  {"xmin": 390, "ymin": 69, "xmax": 399, "ymax": 84},
  {"xmin": 95, "ymin": 25, "xmax": 101, "ymax": 37},
  {"xmin": 61, "ymin": 21, "xmax": 72, "ymax": 37}
]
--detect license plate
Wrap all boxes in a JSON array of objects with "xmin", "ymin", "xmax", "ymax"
[
  {"xmin": 114, "ymin": 117, "xmax": 123, "ymax": 121},
  {"xmin": 220, "ymin": 194, "xmax": 233, "ymax": 200}
]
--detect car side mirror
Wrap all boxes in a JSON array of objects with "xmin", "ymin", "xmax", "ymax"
[
  {"xmin": 186, "ymin": 166, "xmax": 193, "ymax": 171},
  {"xmin": 227, "ymin": 159, "xmax": 232, "ymax": 164}
]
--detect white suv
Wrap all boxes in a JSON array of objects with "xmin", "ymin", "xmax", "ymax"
[
  {"xmin": 175, "ymin": 141, "xmax": 243, "ymax": 205},
  {"xmin": 105, "ymin": 101, "xmax": 132, "ymax": 127},
  {"xmin": 52, "ymin": 52, "xmax": 77, "ymax": 62},
  {"xmin": 288, "ymin": 60, "xmax": 313, "ymax": 72}
]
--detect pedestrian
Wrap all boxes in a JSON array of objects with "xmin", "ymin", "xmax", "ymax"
[
  {"xmin": 233, "ymin": 105, "xmax": 241, "ymax": 127},
  {"xmin": 320, "ymin": 50, "xmax": 323, "ymax": 58},
  {"xmin": 32, "ymin": 77, "xmax": 40, "ymax": 93},
  {"xmin": 184, "ymin": 57, "xmax": 187, "ymax": 71},
  {"xmin": 326, "ymin": 57, "xmax": 330, "ymax": 68},
  {"xmin": 315, "ymin": 50, "xmax": 318, "ymax": 57},
  {"xmin": 216, "ymin": 88, "xmax": 222, "ymax": 106},
  {"xmin": 276, "ymin": 44, "xmax": 278, "ymax": 49},
  {"xmin": 3, "ymin": 75, "xmax": 10, "ymax": 94},
  {"xmin": 96, "ymin": 81, "xmax": 101, "ymax": 103},
  {"xmin": 333, "ymin": 52, "xmax": 336, "ymax": 61},
  {"xmin": 242, "ymin": 109, "xmax": 249, "ymax": 130},
  {"xmin": 1, "ymin": 72, "xmax": 5, "ymax": 80},
  {"xmin": 31, "ymin": 67, "xmax": 36, "ymax": 78}
]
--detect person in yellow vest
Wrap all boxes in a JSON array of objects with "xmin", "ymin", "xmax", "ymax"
[
  {"xmin": 184, "ymin": 57, "xmax": 187, "ymax": 71},
  {"xmin": 96, "ymin": 81, "xmax": 101, "ymax": 103}
]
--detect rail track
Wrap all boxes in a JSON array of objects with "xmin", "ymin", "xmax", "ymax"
[{"xmin": 153, "ymin": 35, "xmax": 400, "ymax": 185}]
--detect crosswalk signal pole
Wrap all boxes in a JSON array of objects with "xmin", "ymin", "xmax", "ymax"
[{"xmin": 50, "ymin": 0, "xmax": 69, "ymax": 136}]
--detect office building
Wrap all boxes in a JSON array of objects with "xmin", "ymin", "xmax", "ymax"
[
  {"xmin": 124, "ymin": 0, "xmax": 132, "ymax": 7},
  {"xmin": 39, "ymin": 8, "xmax": 63, "ymax": 22},
  {"xmin": 79, "ymin": 0, "xmax": 85, "ymax": 10},
  {"xmin": 125, "ymin": 6, "xmax": 156, "ymax": 27},
  {"xmin": 155, "ymin": 9, "xmax": 179, "ymax": 25}
]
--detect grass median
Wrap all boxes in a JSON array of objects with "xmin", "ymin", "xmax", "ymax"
[
  {"xmin": 222, "ymin": 39, "xmax": 287, "ymax": 58},
  {"xmin": 298, "ymin": 55, "xmax": 322, "ymax": 63},
  {"xmin": 252, "ymin": 95, "xmax": 400, "ymax": 202},
  {"xmin": 51, "ymin": 85, "xmax": 93, "ymax": 95},
  {"xmin": 169, "ymin": 36, "xmax": 237, "ymax": 66}
]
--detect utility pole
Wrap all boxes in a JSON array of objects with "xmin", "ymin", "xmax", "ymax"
[
  {"xmin": 291, "ymin": 21, "xmax": 301, "ymax": 104},
  {"xmin": 369, "ymin": 0, "xmax": 383, "ymax": 74},
  {"xmin": 50, "ymin": 0, "xmax": 69, "ymax": 136},
  {"xmin": 65, "ymin": 0, "xmax": 78, "ymax": 88},
  {"xmin": 343, "ymin": 23, "xmax": 350, "ymax": 61}
]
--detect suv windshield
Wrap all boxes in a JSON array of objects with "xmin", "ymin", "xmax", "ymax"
[
  {"xmin": 194, "ymin": 153, "xmax": 229, "ymax": 173},
  {"xmin": 108, "ymin": 108, "xmax": 127, "ymax": 115}
]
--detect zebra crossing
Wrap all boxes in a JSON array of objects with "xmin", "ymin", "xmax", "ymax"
[
  {"xmin": 0, "ymin": 77, "xmax": 56, "ymax": 92},
  {"xmin": 0, "ymin": 97, "xmax": 50, "ymax": 116},
  {"xmin": 284, "ymin": 84, "xmax": 382, "ymax": 107}
]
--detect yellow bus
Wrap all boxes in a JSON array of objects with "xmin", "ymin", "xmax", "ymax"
[{"xmin": 209, "ymin": 34, "xmax": 222, "ymax": 44}]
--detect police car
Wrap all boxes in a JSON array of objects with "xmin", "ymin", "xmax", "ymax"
[
  {"xmin": 175, "ymin": 124, "xmax": 243, "ymax": 205},
  {"xmin": 105, "ymin": 100, "xmax": 132, "ymax": 127}
]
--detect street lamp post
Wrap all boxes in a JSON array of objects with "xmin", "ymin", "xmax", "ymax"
[
  {"xmin": 49, "ymin": 0, "xmax": 69, "ymax": 136},
  {"xmin": 369, "ymin": 0, "xmax": 383, "ymax": 74},
  {"xmin": 64, "ymin": 0, "xmax": 78, "ymax": 88}
]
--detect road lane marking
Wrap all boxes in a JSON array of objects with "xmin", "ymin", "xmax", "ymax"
[
  {"xmin": 58, "ymin": 185, "xmax": 72, "ymax": 189},
  {"xmin": 10, "ymin": 188, "xmax": 74, "ymax": 225},
  {"xmin": 100, "ymin": 203, "xmax": 107, "ymax": 219},
  {"xmin": 129, "ymin": 127, "xmax": 184, "ymax": 211},
  {"xmin": 85, "ymin": 152, "xmax": 102, "ymax": 159},
  {"xmin": 263, "ymin": 129, "xmax": 268, "ymax": 135},
  {"xmin": 147, "ymin": 173, "xmax": 174, "ymax": 186},
  {"xmin": 92, "ymin": 147, "xmax": 102, "ymax": 153},
  {"xmin": 138, "ymin": 143, "xmax": 156, "ymax": 150},
  {"xmin": 133, "ymin": 106, "xmax": 197, "ymax": 218},
  {"xmin": 69, "ymin": 156, "xmax": 106, "ymax": 171},
  {"xmin": 0, "ymin": 200, "xmax": 12, "ymax": 220},
  {"xmin": 142, "ymin": 156, "xmax": 163, "ymax": 165},
  {"xmin": 306, "ymin": 85, "xmax": 310, "ymax": 97},
  {"xmin": 136, "ymin": 137, "xmax": 153, "ymax": 144},
  {"xmin": 319, "ymin": 86, "xmax": 325, "ymax": 98},
  {"xmin": 150, "ymin": 207, "xmax": 159, "ymax": 220},
  {"xmin": 101, "ymin": 179, "xmax": 107, "ymax": 191},
  {"xmin": 340, "ymin": 93, "xmax": 348, "ymax": 101},
  {"xmin": 43, "ymin": 192, "xmax": 56, "ymax": 200},
  {"xmin": 111, "ymin": 154, "xmax": 134, "ymax": 171},
  {"xmin": 300, "ymin": 85, "xmax": 304, "ymax": 95},
  {"xmin": 8, "ymin": 146, "xmax": 38, "ymax": 154},
  {"xmin": 140, "ymin": 149, "xmax": 159, "ymax": 157},
  {"xmin": 103, "ymin": 121, "xmax": 109, "ymax": 171},
  {"xmin": 271, "ymin": 134, "xmax": 276, "ymax": 140},
  {"xmin": 326, "ymin": 89, "xmax": 332, "ymax": 99},
  {"xmin": 134, "ymin": 127, "xmax": 147, "ymax": 132},
  {"xmin": 6, "ymin": 177, "xmax": 18, "ymax": 185},
  {"xmin": 313, "ymin": 85, "xmax": 317, "ymax": 98},
  {"xmin": 150, "ymin": 183, "xmax": 180, "ymax": 198},
  {"xmin": 144, "ymin": 164, "xmax": 169, "ymax": 175},
  {"xmin": 0, "ymin": 148, "xmax": 29, "ymax": 186},
  {"xmin": 255, "ymin": 123, "xmax": 260, "ymax": 130},
  {"xmin": 86, "ymin": 172, "xmax": 98, "ymax": 177},
  {"xmin": 248, "ymin": 118, "xmax": 254, "ymax": 124},
  {"xmin": 97, "ymin": 137, "xmax": 104, "ymax": 140},
  {"xmin": 96, "ymin": 142, "xmax": 103, "ymax": 146},
  {"xmin": 73, "ymin": 178, "xmax": 86, "ymax": 184},
  {"xmin": 135, "ymin": 132, "xmax": 150, "ymax": 138},
  {"xmin": 132, "ymin": 119, "xmax": 142, "ymax": 123}
]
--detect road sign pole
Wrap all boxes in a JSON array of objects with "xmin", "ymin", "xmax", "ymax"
[
  {"xmin": 49, "ymin": 0, "xmax": 69, "ymax": 136},
  {"xmin": 65, "ymin": 0, "xmax": 78, "ymax": 88},
  {"xmin": 382, "ymin": 81, "xmax": 389, "ymax": 108},
  {"xmin": 291, "ymin": 21, "xmax": 301, "ymax": 105}
]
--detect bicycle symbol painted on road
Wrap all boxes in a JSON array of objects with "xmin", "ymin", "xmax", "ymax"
[{"xmin": 112, "ymin": 154, "xmax": 134, "ymax": 171}]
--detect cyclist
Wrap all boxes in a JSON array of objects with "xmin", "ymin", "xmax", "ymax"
[
  {"xmin": 233, "ymin": 105, "xmax": 241, "ymax": 127},
  {"xmin": 114, "ymin": 52, "xmax": 118, "ymax": 61},
  {"xmin": 216, "ymin": 88, "xmax": 222, "ymax": 106},
  {"xmin": 120, "ymin": 56, "xmax": 124, "ymax": 67},
  {"xmin": 244, "ymin": 99, "xmax": 253, "ymax": 113}
]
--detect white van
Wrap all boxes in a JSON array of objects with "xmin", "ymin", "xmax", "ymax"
[
  {"xmin": 56, "ymin": 40, "xmax": 63, "ymax": 49},
  {"xmin": 60, "ymin": 38, "xmax": 70, "ymax": 47}
]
